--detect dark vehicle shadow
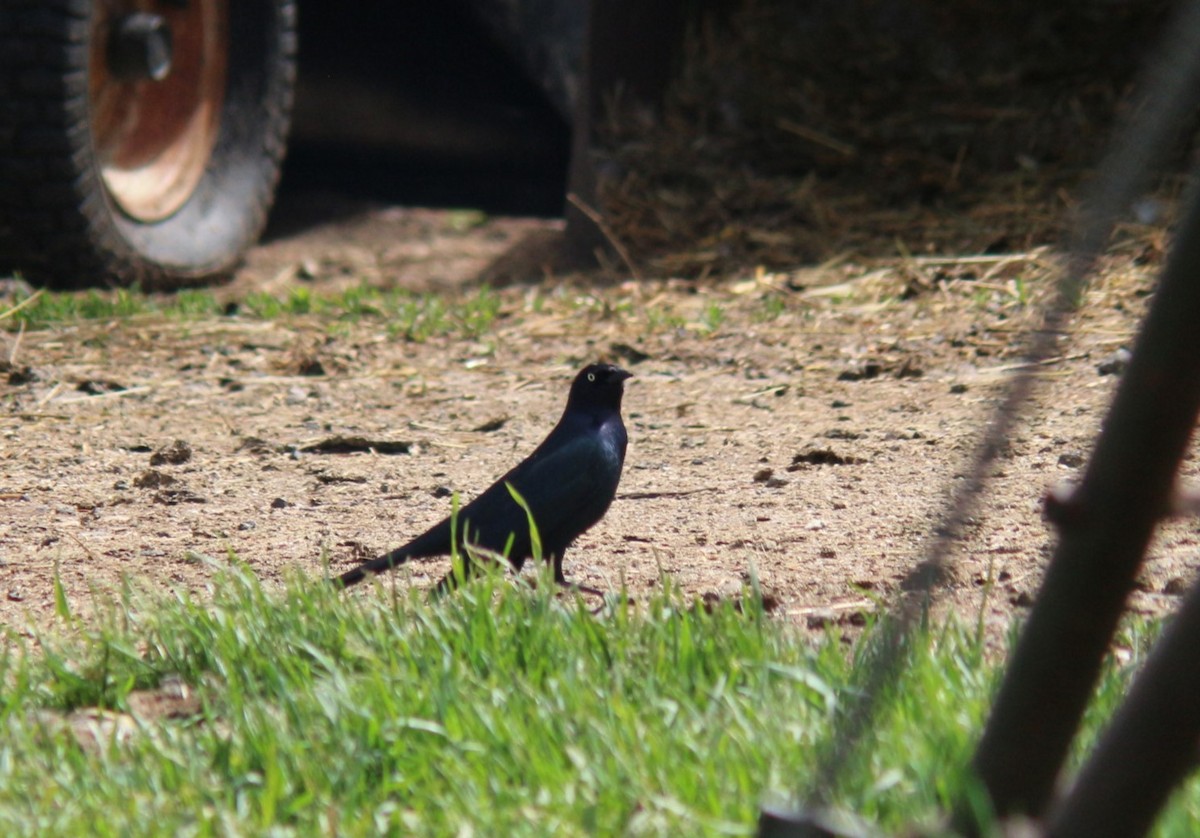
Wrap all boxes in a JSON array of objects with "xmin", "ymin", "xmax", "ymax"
[{"xmin": 265, "ymin": 2, "xmax": 570, "ymax": 242}]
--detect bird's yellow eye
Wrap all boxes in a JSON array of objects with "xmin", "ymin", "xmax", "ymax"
[{"xmin": 587, "ymin": 372, "xmax": 596, "ymax": 382}]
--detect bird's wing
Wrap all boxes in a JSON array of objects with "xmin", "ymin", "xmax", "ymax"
[{"xmin": 501, "ymin": 432, "xmax": 619, "ymax": 552}]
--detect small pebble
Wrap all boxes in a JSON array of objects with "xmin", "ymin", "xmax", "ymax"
[
  {"xmin": 150, "ymin": 439, "xmax": 192, "ymax": 466},
  {"xmin": 1164, "ymin": 577, "xmax": 1189, "ymax": 595},
  {"xmin": 1097, "ymin": 348, "xmax": 1132, "ymax": 376}
]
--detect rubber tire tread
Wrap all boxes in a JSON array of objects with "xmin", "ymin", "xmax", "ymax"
[{"xmin": 0, "ymin": 0, "xmax": 296, "ymax": 289}]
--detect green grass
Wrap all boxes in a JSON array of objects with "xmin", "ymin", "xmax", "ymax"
[
  {"xmin": 643, "ymin": 305, "xmax": 687, "ymax": 333},
  {"xmin": 0, "ymin": 286, "xmax": 187, "ymax": 326},
  {"xmin": 699, "ymin": 302, "xmax": 726, "ymax": 335},
  {"xmin": 754, "ymin": 294, "xmax": 788, "ymax": 322},
  {"xmin": 0, "ymin": 279, "xmax": 804, "ymax": 344},
  {"xmin": 0, "ymin": 560, "xmax": 1190, "ymax": 836},
  {"xmin": 1, "ymin": 284, "xmax": 504, "ymax": 341}
]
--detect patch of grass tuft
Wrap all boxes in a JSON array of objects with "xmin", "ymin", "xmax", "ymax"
[
  {"xmin": 0, "ymin": 565, "xmax": 1192, "ymax": 834},
  {"xmin": 699, "ymin": 301, "xmax": 726, "ymax": 334},
  {"xmin": 755, "ymin": 293, "xmax": 788, "ymax": 322},
  {"xmin": 4, "ymin": 284, "xmax": 505, "ymax": 342}
]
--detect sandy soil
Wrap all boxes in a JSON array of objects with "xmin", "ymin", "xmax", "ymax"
[{"xmin": 2, "ymin": 205, "xmax": 1194, "ymax": 642}]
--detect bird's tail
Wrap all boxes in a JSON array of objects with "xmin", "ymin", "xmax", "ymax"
[
  {"xmin": 333, "ymin": 518, "xmax": 454, "ymax": 589},
  {"xmin": 334, "ymin": 546, "xmax": 413, "ymax": 588}
]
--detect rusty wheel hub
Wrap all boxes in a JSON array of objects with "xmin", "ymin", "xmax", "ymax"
[{"xmin": 89, "ymin": 0, "xmax": 228, "ymax": 222}]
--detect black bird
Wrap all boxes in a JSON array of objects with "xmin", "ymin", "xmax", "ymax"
[{"xmin": 335, "ymin": 363, "xmax": 633, "ymax": 591}]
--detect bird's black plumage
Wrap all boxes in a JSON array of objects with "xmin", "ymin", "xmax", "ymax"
[{"xmin": 335, "ymin": 363, "xmax": 632, "ymax": 590}]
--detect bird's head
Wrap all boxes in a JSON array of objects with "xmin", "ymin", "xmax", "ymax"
[{"xmin": 567, "ymin": 363, "xmax": 633, "ymax": 412}]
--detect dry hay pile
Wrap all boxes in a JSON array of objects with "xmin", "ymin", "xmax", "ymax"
[{"xmin": 598, "ymin": 0, "xmax": 1181, "ymax": 277}]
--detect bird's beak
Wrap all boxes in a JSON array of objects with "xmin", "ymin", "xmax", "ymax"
[{"xmin": 614, "ymin": 368, "xmax": 634, "ymax": 383}]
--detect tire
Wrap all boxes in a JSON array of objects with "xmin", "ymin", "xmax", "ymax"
[{"xmin": 0, "ymin": 0, "xmax": 296, "ymax": 289}]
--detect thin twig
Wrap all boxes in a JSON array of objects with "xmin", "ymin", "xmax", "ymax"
[
  {"xmin": 0, "ymin": 289, "xmax": 42, "ymax": 323},
  {"xmin": 36, "ymin": 382, "xmax": 64, "ymax": 409},
  {"xmin": 63, "ymin": 532, "xmax": 98, "ymax": 562},
  {"xmin": 7, "ymin": 319, "xmax": 25, "ymax": 365},
  {"xmin": 566, "ymin": 192, "xmax": 642, "ymax": 280},
  {"xmin": 776, "ymin": 118, "xmax": 858, "ymax": 157},
  {"xmin": 901, "ymin": 251, "xmax": 1049, "ymax": 268}
]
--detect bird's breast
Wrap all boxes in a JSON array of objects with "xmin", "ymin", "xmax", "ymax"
[{"xmin": 597, "ymin": 418, "xmax": 628, "ymax": 464}]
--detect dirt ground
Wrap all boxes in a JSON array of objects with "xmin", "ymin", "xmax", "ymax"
[
  {"xmin": 4, "ymin": 0, "xmax": 1192, "ymax": 645},
  {"xmin": 2, "ymin": 202, "xmax": 1194, "ymax": 642}
]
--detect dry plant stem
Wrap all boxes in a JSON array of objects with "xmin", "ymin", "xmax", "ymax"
[
  {"xmin": 969, "ymin": 177, "xmax": 1200, "ymax": 824},
  {"xmin": 1045, "ymin": 567, "xmax": 1200, "ymax": 838},
  {"xmin": 966, "ymin": 0, "xmax": 1200, "ymax": 825},
  {"xmin": 789, "ymin": 0, "xmax": 1200, "ymax": 827},
  {"xmin": 7, "ymin": 319, "xmax": 24, "ymax": 365},
  {"xmin": 0, "ymin": 288, "xmax": 42, "ymax": 322},
  {"xmin": 794, "ymin": 270, "xmax": 1066, "ymax": 819},
  {"xmin": 566, "ymin": 193, "xmax": 641, "ymax": 279}
]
